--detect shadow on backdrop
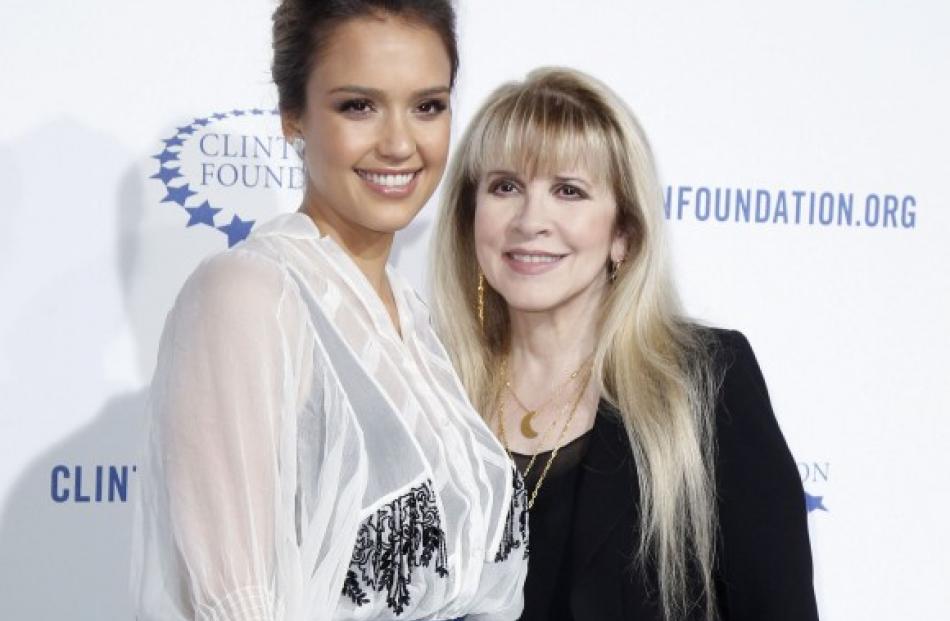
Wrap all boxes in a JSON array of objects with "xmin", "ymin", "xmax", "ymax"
[{"xmin": 0, "ymin": 122, "xmax": 169, "ymax": 620}]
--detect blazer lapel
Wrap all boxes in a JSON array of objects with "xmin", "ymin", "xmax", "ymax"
[{"xmin": 572, "ymin": 400, "xmax": 640, "ymax": 574}]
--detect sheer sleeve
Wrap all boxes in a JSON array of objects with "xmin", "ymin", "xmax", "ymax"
[{"xmin": 131, "ymin": 250, "xmax": 347, "ymax": 621}]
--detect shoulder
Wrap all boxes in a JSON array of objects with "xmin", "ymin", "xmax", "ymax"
[
  {"xmin": 682, "ymin": 325, "xmax": 789, "ymax": 454},
  {"xmin": 698, "ymin": 327, "xmax": 800, "ymax": 480},
  {"xmin": 691, "ymin": 326, "xmax": 770, "ymax": 410},
  {"xmin": 178, "ymin": 211, "xmax": 321, "ymax": 307},
  {"xmin": 695, "ymin": 326, "xmax": 757, "ymax": 371},
  {"xmin": 174, "ymin": 247, "xmax": 294, "ymax": 325}
]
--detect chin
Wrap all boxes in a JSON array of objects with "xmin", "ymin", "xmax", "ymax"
[
  {"xmin": 365, "ymin": 207, "xmax": 422, "ymax": 233},
  {"xmin": 499, "ymin": 291, "xmax": 570, "ymax": 315},
  {"xmin": 360, "ymin": 194, "xmax": 431, "ymax": 231}
]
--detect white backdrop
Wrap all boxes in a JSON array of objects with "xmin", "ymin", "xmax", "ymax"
[{"xmin": 1, "ymin": 1, "xmax": 948, "ymax": 619}]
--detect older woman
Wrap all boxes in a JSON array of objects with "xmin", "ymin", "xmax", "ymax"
[{"xmin": 431, "ymin": 67, "xmax": 818, "ymax": 621}]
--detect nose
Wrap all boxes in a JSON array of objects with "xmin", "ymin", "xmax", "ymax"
[
  {"xmin": 510, "ymin": 188, "xmax": 551, "ymax": 237},
  {"xmin": 376, "ymin": 112, "xmax": 415, "ymax": 162}
]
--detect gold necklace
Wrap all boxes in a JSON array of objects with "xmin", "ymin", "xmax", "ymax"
[
  {"xmin": 497, "ymin": 364, "xmax": 593, "ymax": 509},
  {"xmin": 503, "ymin": 354, "xmax": 592, "ymax": 439},
  {"xmin": 497, "ymin": 393, "xmax": 563, "ymax": 480},
  {"xmin": 497, "ymin": 353, "xmax": 594, "ymax": 476}
]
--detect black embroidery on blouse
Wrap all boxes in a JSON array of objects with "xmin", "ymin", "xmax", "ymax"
[
  {"xmin": 342, "ymin": 478, "xmax": 448, "ymax": 614},
  {"xmin": 494, "ymin": 465, "xmax": 529, "ymax": 562},
  {"xmin": 342, "ymin": 570, "xmax": 369, "ymax": 606}
]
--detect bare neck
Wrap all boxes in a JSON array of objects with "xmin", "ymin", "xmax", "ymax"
[
  {"xmin": 299, "ymin": 198, "xmax": 394, "ymax": 300},
  {"xmin": 506, "ymin": 283, "xmax": 605, "ymax": 387}
]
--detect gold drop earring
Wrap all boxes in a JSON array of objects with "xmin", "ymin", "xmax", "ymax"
[{"xmin": 477, "ymin": 272, "xmax": 485, "ymax": 329}]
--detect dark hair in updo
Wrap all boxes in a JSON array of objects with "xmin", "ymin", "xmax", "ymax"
[{"xmin": 272, "ymin": 0, "xmax": 459, "ymax": 119}]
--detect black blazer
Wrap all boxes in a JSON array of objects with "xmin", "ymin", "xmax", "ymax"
[{"xmin": 567, "ymin": 329, "xmax": 819, "ymax": 620}]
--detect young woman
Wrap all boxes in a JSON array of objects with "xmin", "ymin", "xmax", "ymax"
[
  {"xmin": 432, "ymin": 68, "xmax": 819, "ymax": 621},
  {"xmin": 131, "ymin": 2, "xmax": 527, "ymax": 620}
]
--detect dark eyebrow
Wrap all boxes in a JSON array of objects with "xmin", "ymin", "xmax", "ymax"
[
  {"xmin": 327, "ymin": 85, "xmax": 451, "ymax": 98},
  {"xmin": 554, "ymin": 175, "xmax": 591, "ymax": 188},
  {"xmin": 485, "ymin": 170, "xmax": 591, "ymax": 187},
  {"xmin": 485, "ymin": 169, "xmax": 520, "ymax": 178},
  {"xmin": 484, "ymin": 169, "xmax": 525, "ymax": 184}
]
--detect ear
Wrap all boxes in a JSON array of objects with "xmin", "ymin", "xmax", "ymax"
[
  {"xmin": 610, "ymin": 229, "xmax": 628, "ymax": 263},
  {"xmin": 281, "ymin": 113, "xmax": 301, "ymax": 140}
]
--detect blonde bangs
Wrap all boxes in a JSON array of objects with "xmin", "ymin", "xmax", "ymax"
[{"xmin": 462, "ymin": 84, "xmax": 616, "ymax": 185}]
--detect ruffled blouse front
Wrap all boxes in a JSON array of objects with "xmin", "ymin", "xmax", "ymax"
[{"xmin": 131, "ymin": 213, "xmax": 528, "ymax": 621}]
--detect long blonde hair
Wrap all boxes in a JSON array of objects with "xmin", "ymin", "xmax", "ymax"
[{"xmin": 431, "ymin": 67, "xmax": 720, "ymax": 620}]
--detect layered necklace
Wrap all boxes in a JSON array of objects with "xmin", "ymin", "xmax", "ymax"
[{"xmin": 495, "ymin": 354, "xmax": 594, "ymax": 509}]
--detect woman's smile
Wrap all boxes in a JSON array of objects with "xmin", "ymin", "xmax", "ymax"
[
  {"xmin": 355, "ymin": 167, "xmax": 422, "ymax": 198},
  {"xmin": 502, "ymin": 249, "xmax": 569, "ymax": 275}
]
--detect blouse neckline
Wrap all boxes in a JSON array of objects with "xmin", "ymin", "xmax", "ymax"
[{"xmin": 264, "ymin": 211, "xmax": 413, "ymax": 344}]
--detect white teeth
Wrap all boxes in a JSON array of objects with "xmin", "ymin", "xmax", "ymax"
[
  {"xmin": 358, "ymin": 170, "xmax": 415, "ymax": 187},
  {"xmin": 510, "ymin": 253, "xmax": 561, "ymax": 263}
]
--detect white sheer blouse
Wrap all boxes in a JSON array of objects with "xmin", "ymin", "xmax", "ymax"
[{"xmin": 131, "ymin": 213, "xmax": 528, "ymax": 621}]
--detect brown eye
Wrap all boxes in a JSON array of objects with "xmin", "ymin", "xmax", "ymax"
[
  {"xmin": 416, "ymin": 99, "xmax": 448, "ymax": 115},
  {"xmin": 556, "ymin": 184, "xmax": 587, "ymax": 200},
  {"xmin": 338, "ymin": 99, "xmax": 374, "ymax": 114},
  {"xmin": 490, "ymin": 180, "xmax": 520, "ymax": 195}
]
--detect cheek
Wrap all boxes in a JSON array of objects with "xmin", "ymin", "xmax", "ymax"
[
  {"xmin": 418, "ymin": 119, "xmax": 451, "ymax": 168},
  {"xmin": 472, "ymin": 201, "xmax": 509, "ymax": 275},
  {"xmin": 306, "ymin": 115, "xmax": 370, "ymax": 170},
  {"xmin": 567, "ymin": 206, "xmax": 616, "ymax": 256},
  {"xmin": 473, "ymin": 200, "xmax": 505, "ymax": 253}
]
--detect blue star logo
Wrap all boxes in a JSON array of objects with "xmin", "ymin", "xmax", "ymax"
[
  {"xmin": 161, "ymin": 183, "xmax": 198, "ymax": 207},
  {"xmin": 185, "ymin": 201, "xmax": 222, "ymax": 227},
  {"xmin": 152, "ymin": 149, "xmax": 180, "ymax": 165},
  {"xmin": 150, "ymin": 108, "xmax": 282, "ymax": 246},
  {"xmin": 805, "ymin": 492, "xmax": 828, "ymax": 513},
  {"xmin": 218, "ymin": 215, "xmax": 255, "ymax": 247},
  {"xmin": 151, "ymin": 166, "xmax": 183, "ymax": 184}
]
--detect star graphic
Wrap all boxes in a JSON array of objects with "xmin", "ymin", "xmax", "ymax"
[
  {"xmin": 218, "ymin": 214, "xmax": 255, "ymax": 247},
  {"xmin": 211, "ymin": 112, "xmax": 228, "ymax": 120},
  {"xmin": 230, "ymin": 109, "xmax": 246, "ymax": 116},
  {"xmin": 185, "ymin": 200, "xmax": 221, "ymax": 227},
  {"xmin": 250, "ymin": 108, "xmax": 264, "ymax": 115},
  {"xmin": 177, "ymin": 125, "xmax": 196, "ymax": 135},
  {"xmin": 193, "ymin": 117, "xmax": 210, "ymax": 126},
  {"xmin": 161, "ymin": 183, "xmax": 198, "ymax": 206},
  {"xmin": 150, "ymin": 166, "xmax": 183, "ymax": 184},
  {"xmin": 162, "ymin": 136, "xmax": 185, "ymax": 148},
  {"xmin": 152, "ymin": 149, "xmax": 180, "ymax": 165},
  {"xmin": 804, "ymin": 492, "xmax": 828, "ymax": 513}
]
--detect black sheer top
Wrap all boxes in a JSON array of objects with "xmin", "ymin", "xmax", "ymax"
[{"xmin": 510, "ymin": 431, "xmax": 593, "ymax": 621}]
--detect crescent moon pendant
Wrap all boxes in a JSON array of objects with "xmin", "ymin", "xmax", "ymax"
[{"xmin": 520, "ymin": 410, "xmax": 539, "ymax": 439}]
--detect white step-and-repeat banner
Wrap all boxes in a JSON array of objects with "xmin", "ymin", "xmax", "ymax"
[{"xmin": 1, "ymin": 1, "xmax": 947, "ymax": 618}]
